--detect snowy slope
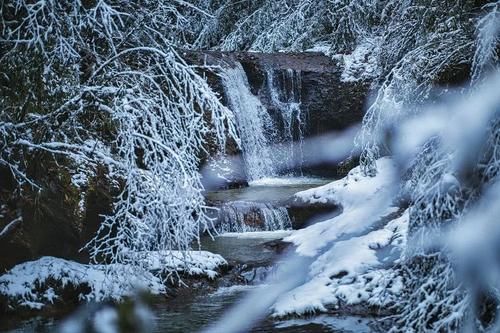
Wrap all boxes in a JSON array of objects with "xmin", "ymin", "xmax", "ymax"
[
  {"xmin": 285, "ymin": 157, "xmax": 397, "ymax": 256},
  {"xmin": 272, "ymin": 158, "xmax": 408, "ymax": 316}
]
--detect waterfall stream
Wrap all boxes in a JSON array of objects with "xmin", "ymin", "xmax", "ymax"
[
  {"xmin": 266, "ymin": 68, "xmax": 306, "ymax": 175},
  {"xmin": 219, "ymin": 63, "xmax": 310, "ymax": 233},
  {"xmin": 222, "ymin": 62, "xmax": 306, "ymax": 182},
  {"xmin": 222, "ymin": 63, "xmax": 277, "ymax": 181}
]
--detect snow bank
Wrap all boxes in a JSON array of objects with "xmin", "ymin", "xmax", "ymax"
[
  {"xmin": 0, "ymin": 251, "xmax": 227, "ymax": 310},
  {"xmin": 273, "ymin": 210, "xmax": 408, "ymax": 316},
  {"xmin": 305, "ymin": 42, "xmax": 332, "ymax": 55},
  {"xmin": 0, "ymin": 257, "xmax": 165, "ymax": 310},
  {"xmin": 272, "ymin": 158, "xmax": 408, "ymax": 316},
  {"xmin": 286, "ymin": 157, "xmax": 397, "ymax": 256}
]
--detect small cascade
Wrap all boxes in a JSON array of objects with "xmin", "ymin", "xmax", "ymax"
[
  {"xmin": 221, "ymin": 63, "xmax": 276, "ymax": 181},
  {"xmin": 215, "ymin": 201, "xmax": 292, "ymax": 233},
  {"xmin": 266, "ymin": 68, "xmax": 306, "ymax": 174}
]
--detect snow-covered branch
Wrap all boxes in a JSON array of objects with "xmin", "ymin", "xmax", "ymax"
[{"xmin": 0, "ymin": 217, "xmax": 23, "ymax": 240}]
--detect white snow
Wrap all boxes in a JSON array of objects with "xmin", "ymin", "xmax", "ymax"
[
  {"xmin": 305, "ymin": 42, "xmax": 332, "ymax": 55},
  {"xmin": 139, "ymin": 250, "xmax": 227, "ymax": 279},
  {"xmin": 272, "ymin": 209, "xmax": 408, "ymax": 316},
  {"xmin": 271, "ymin": 158, "xmax": 408, "ymax": 316},
  {"xmin": 286, "ymin": 157, "xmax": 397, "ymax": 256},
  {"xmin": 0, "ymin": 257, "xmax": 165, "ymax": 309},
  {"xmin": 335, "ymin": 39, "xmax": 380, "ymax": 83},
  {"xmin": 218, "ymin": 230, "xmax": 293, "ymax": 239},
  {"xmin": 248, "ymin": 177, "xmax": 329, "ymax": 187},
  {"xmin": 211, "ymin": 285, "xmax": 257, "ymax": 296},
  {"xmin": 71, "ymin": 170, "xmax": 89, "ymax": 188},
  {"xmin": 0, "ymin": 251, "xmax": 227, "ymax": 309}
]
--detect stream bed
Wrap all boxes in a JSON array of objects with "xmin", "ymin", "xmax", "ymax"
[
  {"xmin": 1, "ymin": 232, "xmax": 382, "ymax": 333},
  {"xmin": 205, "ymin": 177, "xmax": 330, "ymax": 203},
  {"xmin": 151, "ymin": 285, "xmax": 378, "ymax": 333}
]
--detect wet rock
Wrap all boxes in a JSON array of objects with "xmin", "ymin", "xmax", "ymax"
[
  {"xmin": 263, "ymin": 239, "xmax": 290, "ymax": 255},
  {"xmin": 286, "ymin": 198, "xmax": 340, "ymax": 229},
  {"xmin": 205, "ymin": 200, "xmax": 292, "ymax": 233},
  {"xmin": 0, "ymin": 160, "xmax": 117, "ymax": 273},
  {"xmin": 337, "ymin": 155, "xmax": 360, "ymax": 178},
  {"xmin": 0, "ymin": 163, "xmax": 81, "ymax": 273}
]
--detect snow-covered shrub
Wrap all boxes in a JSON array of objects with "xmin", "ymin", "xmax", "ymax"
[
  {"xmin": 389, "ymin": 71, "xmax": 500, "ymax": 331},
  {"xmin": 0, "ymin": 257, "xmax": 165, "ymax": 310},
  {"xmin": 191, "ymin": 0, "xmax": 378, "ymax": 53},
  {"xmin": 356, "ymin": 0, "xmax": 477, "ymax": 175}
]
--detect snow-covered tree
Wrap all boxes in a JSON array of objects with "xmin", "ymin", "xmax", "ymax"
[{"xmin": 0, "ymin": 0, "xmax": 237, "ymax": 270}]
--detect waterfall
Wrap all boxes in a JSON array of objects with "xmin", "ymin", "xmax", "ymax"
[
  {"xmin": 266, "ymin": 68, "xmax": 306, "ymax": 174},
  {"xmin": 221, "ymin": 62, "xmax": 306, "ymax": 181},
  {"xmin": 222, "ymin": 63, "xmax": 276, "ymax": 181},
  {"xmin": 215, "ymin": 201, "xmax": 292, "ymax": 233}
]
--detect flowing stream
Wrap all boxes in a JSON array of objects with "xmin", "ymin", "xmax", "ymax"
[
  {"xmin": 151, "ymin": 287, "xmax": 377, "ymax": 333},
  {"xmin": 266, "ymin": 67, "xmax": 306, "ymax": 174},
  {"xmin": 206, "ymin": 177, "xmax": 330, "ymax": 234}
]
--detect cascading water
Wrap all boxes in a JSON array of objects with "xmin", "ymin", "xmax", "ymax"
[
  {"xmin": 221, "ymin": 63, "xmax": 306, "ymax": 180},
  {"xmin": 218, "ymin": 63, "xmax": 309, "ymax": 233},
  {"xmin": 266, "ymin": 68, "xmax": 306, "ymax": 174},
  {"xmin": 222, "ymin": 63, "xmax": 277, "ymax": 181},
  {"xmin": 215, "ymin": 201, "xmax": 292, "ymax": 233}
]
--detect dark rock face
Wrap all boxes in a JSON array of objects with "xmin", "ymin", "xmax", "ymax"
[
  {"xmin": 0, "ymin": 163, "xmax": 81, "ymax": 273},
  {"xmin": 286, "ymin": 198, "xmax": 341, "ymax": 230}
]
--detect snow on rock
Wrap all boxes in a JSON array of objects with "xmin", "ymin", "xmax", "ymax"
[
  {"xmin": 218, "ymin": 230, "xmax": 293, "ymax": 239},
  {"xmin": 0, "ymin": 251, "xmax": 227, "ymax": 310},
  {"xmin": 272, "ymin": 158, "xmax": 408, "ymax": 316},
  {"xmin": 286, "ymin": 157, "xmax": 397, "ymax": 256},
  {"xmin": 305, "ymin": 42, "xmax": 333, "ymax": 55},
  {"xmin": 0, "ymin": 257, "xmax": 165, "ymax": 310},
  {"xmin": 140, "ymin": 250, "xmax": 227, "ymax": 279},
  {"xmin": 334, "ymin": 39, "xmax": 380, "ymax": 83}
]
